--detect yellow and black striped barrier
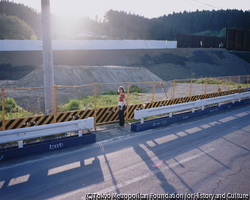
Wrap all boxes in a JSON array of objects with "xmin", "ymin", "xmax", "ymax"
[{"xmin": 0, "ymin": 88, "xmax": 247, "ymax": 131}]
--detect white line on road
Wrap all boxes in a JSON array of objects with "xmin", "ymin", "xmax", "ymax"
[
  {"xmin": 92, "ymin": 148, "xmax": 215, "ymax": 195},
  {"xmin": 47, "ymin": 148, "xmax": 215, "ymax": 200}
]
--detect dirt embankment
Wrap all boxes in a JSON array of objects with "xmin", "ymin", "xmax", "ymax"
[
  {"xmin": 1, "ymin": 65, "xmax": 162, "ymax": 112},
  {"xmin": 0, "ymin": 48, "xmax": 249, "ymax": 115},
  {"xmin": 16, "ymin": 65, "xmax": 162, "ymax": 88},
  {"xmin": 1, "ymin": 48, "xmax": 250, "ymax": 81}
]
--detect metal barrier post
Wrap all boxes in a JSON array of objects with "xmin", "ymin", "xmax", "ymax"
[
  {"xmin": 53, "ymin": 85, "xmax": 57, "ymax": 123},
  {"xmin": 189, "ymin": 79, "xmax": 192, "ymax": 101},
  {"xmin": 218, "ymin": 77, "xmax": 220, "ymax": 94},
  {"xmin": 126, "ymin": 82, "xmax": 130, "ymax": 124},
  {"xmin": 1, "ymin": 88, "xmax": 5, "ymax": 131},
  {"xmin": 38, "ymin": 97, "xmax": 41, "ymax": 114},
  {"xmin": 229, "ymin": 76, "xmax": 231, "ymax": 92},
  {"xmin": 173, "ymin": 80, "xmax": 175, "ymax": 99},
  {"xmin": 78, "ymin": 130, "xmax": 83, "ymax": 137},
  {"xmin": 18, "ymin": 140, "xmax": 23, "ymax": 148},
  {"xmin": 247, "ymin": 75, "xmax": 249, "ymax": 89},
  {"xmin": 94, "ymin": 83, "xmax": 97, "ymax": 128},
  {"xmin": 238, "ymin": 75, "xmax": 240, "ymax": 92},
  {"xmin": 152, "ymin": 81, "xmax": 155, "ymax": 102},
  {"xmin": 205, "ymin": 78, "xmax": 207, "ymax": 95}
]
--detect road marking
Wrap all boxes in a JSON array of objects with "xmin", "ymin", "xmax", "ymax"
[
  {"xmin": 146, "ymin": 140, "xmax": 156, "ymax": 147},
  {"xmin": 176, "ymin": 131, "xmax": 188, "ymax": 137},
  {"xmin": 47, "ymin": 161, "xmax": 81, "ymax": 176},
  {"xmin": 93, "ymin": 148, "xmax": 215, "ymax": 195},
  {"xmin": 185, "ymin": 127, "xmax": 202, "ymax": 134},
  {"xmin": 8, "ymin": 174, "xmax": 30, "ymax": 187},
  {"xmin": 47, "ymin": 148, "xmax": 215, "ymax": 200},
  {"xmin": 219, "ymin": 116, "xmax": 236, "ymax": 123},
  {"xmin": 154, "ymin": 134, "xmax": 178, "ymax": 145},
  {"xmin": 84, "ymin": 157, "xmax": 95, "ymax": 166},
  {"xmin": 0, "ymin": 181, "xmax": 5, "ymax": 189}
]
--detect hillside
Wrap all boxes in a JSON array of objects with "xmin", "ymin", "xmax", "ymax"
[
  {"xmin": 106, "ymin": 9, "xmax": 250, "ymax": 40},
  {"xmin": 0, "ymin": 48, "xmax": 249, "ymax": 82},
  {"xmin": 0, "ymin": 1, "xmax": 41, "ymax": 37},
  {"xmin": 0, "ymin": 1, "xmax": 249, "ymax": 40},
  {"xmin": 0, "ymin": 13, "xmax": 35, "ymax": 40},
  {"xmin": 0, "ymin": 48, "xmax": 249, "ymax": 113}
]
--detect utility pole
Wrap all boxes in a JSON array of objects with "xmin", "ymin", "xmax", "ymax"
[{"xmin": 41, "ymin": 0, "xmax": 54, "ymax": 114}]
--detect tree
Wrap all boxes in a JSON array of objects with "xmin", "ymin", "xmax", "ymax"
[
  {"xmin": 0, "ymin": 13, "xmax": 35, "ymax": 39},
  {"xmin": 0, "ymin": 1, "xmax": 42, "ymax": 37},
  {"xmin": 1, "ymin": 1, "xmax": 250, "ymax": 41}
]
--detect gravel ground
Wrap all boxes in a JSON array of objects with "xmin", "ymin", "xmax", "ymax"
[{"xmin": 0, "ymin": 80, "xmax": 223, "ymax": 114}]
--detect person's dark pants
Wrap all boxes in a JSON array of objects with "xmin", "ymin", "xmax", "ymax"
[{"xmin": 118, "ymin": 106, "xmax": 124, "ymax": 126}]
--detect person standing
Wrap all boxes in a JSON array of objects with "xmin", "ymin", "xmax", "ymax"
[{"xmin": 117, "ymin": 86, "xmax": 126, "ymax": 128}]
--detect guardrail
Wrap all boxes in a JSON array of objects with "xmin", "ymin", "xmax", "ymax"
[
  {"xmin": 0, "ymin": 40, "xmax": 177, "ymax": 51},
  {"xmin": 0, "ymin": 117, "xmax": 94, "ymax": 148},
  {"xmin": 1, "ymin": 75, "xmax": 249, "ymax": 131},
  {"xmin": 134, "ymin": 92, "xmax": 250, "ymax": 123}
]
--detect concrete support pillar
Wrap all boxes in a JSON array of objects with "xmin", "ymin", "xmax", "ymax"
[{"xmin": 41, "ymin": 0, "xmax": 54, "ymax": 114}]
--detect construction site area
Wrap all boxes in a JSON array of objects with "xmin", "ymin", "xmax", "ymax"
[
  {"xmin": 0, "ymin": 48, "xmax": 250, "ymax": 94},
  {"xmin": 0, "ymin": 48, "xmax": 250, "ymax": 129}
]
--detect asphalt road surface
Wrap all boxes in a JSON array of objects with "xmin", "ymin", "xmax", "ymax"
[{"xmin": 0, "ymin": 105, "xmax": 250, "ymax": 200}]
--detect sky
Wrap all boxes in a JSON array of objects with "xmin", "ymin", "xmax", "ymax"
[{"xmin": 12, "ymin": 0, "xmax": 250, "ymax": 20}]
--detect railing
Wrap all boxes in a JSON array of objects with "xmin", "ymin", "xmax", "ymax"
[
  {"xmin": 0, "ymin": 117, "xmax": 94, "ymax": 148},
  {"xmin": 1, "ymin": 75, "xmax": 249, "ymax": 131},
  {"xmin": 134, "ymin": 92, "xmax": 250, "ymax": 123},
  {"xmin": 0, "ymin": 40, "xmax": 177, "ymax": 51}
]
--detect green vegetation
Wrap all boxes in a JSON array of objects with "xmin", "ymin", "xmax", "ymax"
[
  {"xmin": 102, "ymin": 90, "xmax": 118, "ymax": 95},
  {"xmin": 193, "ymin": 27, "xmax": 228, "ymax": 38},
  {"xmin": 0, "ymin": 13, "xmax": 35, "ymax": 39},
  {"xmin": 0, "ymin": 1, "xmax": 100, "ymax": 39},
  {"xmin": 0, "ymin": 98, "xmax": 34, "ymax": 120},
  {"xmin": 1, "ymin": 1, "xmax": 249, "ymax": 40},
  {"xmin": 176, "ymin": 78, "xmax": 248, "ymax": 90},
  {"xmin": 69, "ymin": 99, "xmax": 80, "ymax": 110},
  {"xmin": 1, "ymin": 109, "xmax": 34, "ymax": 120},
  {"xmin": 103, "ymin": 9, "xmax": 250, "ymax": 40},
  {"xmin": 195, "ymin": 78, "xmax": 246, "ymax": 88},
  {"xmin": 193, "ymin": 30, "xmax": 221, "ymax": 37},
  {"xmin": 101, "ymin": 85, "xmax": 148, "ymax": 95},
  {"xmin": 0, "ymin": 90, "xmax": 148, "ymax": 118},
  {"xmin": 0, "ymin": 97, "xmax": 16, "ymax": 113},
  {"xmin": 195, "ymin": 78, "xmax": 225, "ymax": 85},
  {"xmin": 0, "ymin": 1, "xmax": 41, "ymax": 38},
  {"xmin": 57, "ymin": 93, "xmax": 140, "ymax": 112},
  {"xmin": 129, "ymin": 85, "xmax": 148, "ymax": 93},
  {"xmin": 54, "ymin": 79, "xmax": 246, "ymax": 113},
  {"xmin": 57, "ymin": 85, "xmax": 149, "ymax": 112},
  {"xmin": 217, "ymin": 28, "xmax": 227, "ymax": 38}
]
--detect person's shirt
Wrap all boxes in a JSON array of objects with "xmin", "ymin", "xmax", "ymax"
[{"xmin": 118, "ymin": 93, "xmax": 125, "ymax": 106}]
